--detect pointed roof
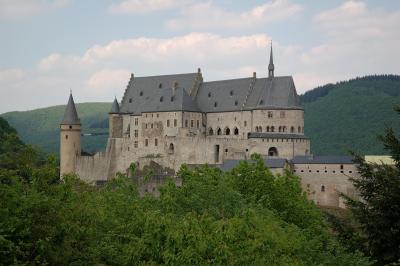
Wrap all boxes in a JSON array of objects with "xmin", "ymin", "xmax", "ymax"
[
  {"xmin": 110, "ymin": 97, "xmax": 120, "ymax": 114},
  {"xmin": 268, "ymin": 42, "xmax": 274, "ymax": 77},
  {"xmin": 61, "ymin": 93, "xmax": 80, "ymax": 125}
]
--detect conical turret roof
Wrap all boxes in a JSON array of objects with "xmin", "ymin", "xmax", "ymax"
[
  {"xmin": 61, "ymin": 93, "xmax": 80, "ymax": 125},
  {"xmin": 110, "ymin": 97, "xmax": 120, "ymax": 114}
]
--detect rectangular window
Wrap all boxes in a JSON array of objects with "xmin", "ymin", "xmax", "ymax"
[
  {"xmin": 244, "ymin": 121, "xmax": 247, "ymax": 127},
  {"xmin": 185, "ymin": 120, "xmax": 188, "ymax": 127},
  {"xmin": 167, "ymin": 120, "xmax": 170, "ymax": 127},
  {"xmin": 155, "ymin": 138, "xmax": 158, "ymax": 146},
  {"xmin": 134, "ymin": 118, "xmax": 138, "ymax": 126},
  {"xmin": 145, "ymin": 123, "xmax": 148, "ymax": 129},
  {"xmin": 174, "ymin": 119, "xmax": 177, "ymax": 127},
  {"xmin": 145, "ymin": 139, "xmax": 148, "ymax": 147},
  {"xmin": 268, "ymin": 111, "xmax": 273, "ymax": 118},
  {"xmin": 196, "ymin": 120, "xmax": 200, "ymax": 128},
  {"xmin": 134, "ymin": 130, "xmax": 138, "ymax": 138},
  {"xmin": 134, "ymin": 141, "xmax": 138, "ymax": 148},
  {"xmin": 191, "ymin": 120, "xmax": 194, "ymax": 127}
]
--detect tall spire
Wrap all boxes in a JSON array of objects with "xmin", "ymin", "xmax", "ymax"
[
  {"xmin": 268, "ymin": 41, "xmax": 274, "ymax": 78},
  {"xmin": 61, "ymin": 92, "xmax": 80, "ymax": 125},
  {"xmin": 110, "ymin": 97, "xmax": 120, "ymax": 114}
]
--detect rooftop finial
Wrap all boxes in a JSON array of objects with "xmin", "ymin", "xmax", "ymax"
[{"xmin": 268, "ymin": 40, "xmax": 274, "ymax": 78}]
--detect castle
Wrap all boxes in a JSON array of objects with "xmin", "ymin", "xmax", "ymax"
[{"xmin": 60, "ymin": 46, "xmax": 360, "ymax": 208}]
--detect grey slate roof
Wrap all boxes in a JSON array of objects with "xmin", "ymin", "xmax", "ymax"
[
  {"xmin": 248, "ymin": 133, "xmax": 308, "ymax": 139},
  {"xmin": 291, "ymin": 155, "xmax": 354, "ymax": 164},
  {"xmin": 61, "ymin": 93, "xmax": 80, "ymax": 125},
  {"xmin": 110, "ymin": 98, "xmax": 120, "ymax": 114},
  {"xmin": 119, "ymin": 71, "xmax": 302, "ymax": 114},
  {"xmin": 120, "ymin": 73, "xmax": 200, "ymax": 114},
  {"xmin": 219, "ymin": 158, "xmax": 287, "ymax": 171}
]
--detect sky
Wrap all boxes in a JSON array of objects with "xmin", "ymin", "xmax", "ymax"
[{"xmin": 0, "ymin": 0, "xmax": 399, "ymax": 113}]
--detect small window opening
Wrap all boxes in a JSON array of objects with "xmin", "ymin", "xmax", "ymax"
[
  {"xmin": 321, "ymin": 185, "xmax": 325, "ymax": 192},
  {"xmin": 230, "ymin": 90, "xmax": 233, "ymax": 96},
  {"xmin": 234, "ymin": 100, "xmax": 238, "ymax": 106},
  {"xmin": 159, "ymin": 83, "xmax": 162, "ymax": 88},
  {"xmin": 129, "ymin": 98, "xmax": 132, "ymax": 103},
  {"xmin": 65, "ymin": 135, "xmax": 68, "ymax": 139},
  {"xmin": 214, "ymin": 102, "xmax": 218, "ymax": 107},
  {"xmin": 234, "ymin": 127, "xmax": 239, "ymax": 135},
  {"xmin": 160, "ymin": 96, "xmax": 163, "ymax": 102},
  {"xmin": 139, "ymin": 91, "xmax": 143, "ymax": 96},
  {"xmin": 208, "ymin": 92, "xmax": 211, "ymax": 98}
]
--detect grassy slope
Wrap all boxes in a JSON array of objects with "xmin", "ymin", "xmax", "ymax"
[
  {"xmin": 1, "ymin": 102, "xmax": 111, "ymax": 155},
  {"xmin": 302, "ymin": 76, "xmax": 400, "ymax": 155}
]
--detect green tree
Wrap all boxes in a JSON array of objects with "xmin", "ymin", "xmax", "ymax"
[{"xmin": 344, "ymin": 108, "xmax": 400, "ymax": 265}]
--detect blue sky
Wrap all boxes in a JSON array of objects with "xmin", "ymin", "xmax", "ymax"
[{"xmin": 1, "ymin": 0, "xmax": 399, "ymax": 113}]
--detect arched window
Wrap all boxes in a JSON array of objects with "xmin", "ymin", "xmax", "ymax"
[
  {"xmin": 259, "ymin": 126, "xmax": 262, "ymax": 133},
  {"xmin": 283, "ymin": 126, "xmax": 286, "ymax": 132},
  {"xmin": 169, "ymin": 143, "xmax": 174, "ymax": 152},
  {"xmin": 291, "ymin": 126, "xmax": 295, "ymax": 133},
  {"xmin": 234, "ymin": 127, "xmax": 239, "ymax": 135},
  {"xmin": 298, "ymin": 126, "xmax": 301, "ymax": 133},
  {"xmin": 217, "ymin": 127, "xmax": 222, "ymax": 135},
  {"xmin": 278, "ymin": 126, "xmax": 282, "ymax": 132},
  {"xmin": 225, "ymin": 127, "xmax": 230, "ymax": 135},
  {"xmin": 266, "ymin": 126, "xmax": 270, "ymax": 132},
  {"xmin": 271, "ymin": 126, "xmax": 275, "ymax": 132},
  {"xmin": 209, "ymin": 128, "xmax": 214, "ymax": 135},
  {"xmin": 321, "ymin": 185, "xmax": 325, "ymax": 192},
  {"xmin": 268, "ymin": 147, "xmax": 278, "ymax": 157}
]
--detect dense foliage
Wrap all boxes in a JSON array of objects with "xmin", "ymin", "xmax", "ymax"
[
  {"xmin": 302, "ymin": 74, "xmax": 400, "ymax": 155},
  {"xmin": 1, "ymin": 102, "xmax": 111, "ymax": 154},
  {"xmin": 0, "ymin": 121, "xmax": 370, "ymax": 264},
  {"xmin": 343, "ymin": 108, "xmax": 400, "ymax": 265}
]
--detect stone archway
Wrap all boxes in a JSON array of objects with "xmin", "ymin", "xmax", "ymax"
[{"xmin": 268, "ymin": 147, "xmax": 278, "ymax": 157}]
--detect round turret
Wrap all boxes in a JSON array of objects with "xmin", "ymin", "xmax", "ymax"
[{"xmin": 60, "ymin": 93, "xmax": 81, "ymax": 177}]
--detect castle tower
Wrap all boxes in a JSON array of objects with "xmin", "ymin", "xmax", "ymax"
[
  {"xmin": 268, "ymin": 42, "xmax": 274, "ymax": 78},
  {"xmin": 109, "ymin": 97, "xmax": 123, "ymax": 138},
  {"xmin": 60, "ymin": 92, "xmax": 81, "ymax": 177}
]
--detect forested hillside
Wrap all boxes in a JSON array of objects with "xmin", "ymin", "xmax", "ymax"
[
  {"xmin": 301, "ymin": 75, "xmax": 400, "ymax": 155},
  {"xmin": 1, "ymin": 75, "xmax": 399, "ymax": 156},
  {"xmin": 1, "ymin": 102, "xmax": 111, "ymax": 154}
]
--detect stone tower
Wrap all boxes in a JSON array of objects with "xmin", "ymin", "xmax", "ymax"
[
  {"xmin": 109, "ymin": 97, "xmax": 123, "ymax": 138},
  {"xmin": 60, "ymin": 92, "xmax": 81, "ymax": 177}
]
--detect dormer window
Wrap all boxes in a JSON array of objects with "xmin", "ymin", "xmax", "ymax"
[
  {"xmin": 208, "ymin": 92, "xmax": 211, "ymax": 98},
  {"xmin": 139, "ymin": 91, "xmax": 143, "ymax": 96},
  {"xmin": 160, "ymin": 96, "xmax": 163, "ymax": 102},
  {"xmin": 171, "ymin": 96, "xmax": 174, "ymax": 102},
  {"xmin": 158, "ymin": 83, "xmax": 162, "ymax": 88},
  {"xmin": 214, "ymin": 102, "xmax": 218, "ymax": 107},
  {"xmin": 230, "ymin": 90, "xmax": 233, "ymax": 96},
  {"xmin": 234, "ymin": 100, "xmax": 238, "ymax": 106},
  {"xmin": 259, "ymin": 99, "xmax": 264, "ymax": 105}
]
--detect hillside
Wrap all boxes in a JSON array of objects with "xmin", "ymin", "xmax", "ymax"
[
  {"xmin": 1, "ymin": 75, "xmax": 400, "ymax": 156},
  {"xmin": 301, "ymin": 75, "xmax": 400, "ymax": 155},
  {"xmin": 1, "ymin": 102, "xmax": 111, "ymax": 155}
]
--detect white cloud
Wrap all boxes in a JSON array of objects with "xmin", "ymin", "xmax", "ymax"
[
  {"xmin": 2, "ymin": 1, "xmax": 400, "ymax": 113},
  {"xmin": 166, "ymin": 0, "xmax": 302, "ymax": 30},
  {"xmin": 109, "ymin": 0, "xmax": 184, "ymax": 14},
  {"xmin": 0, "ymin": 0, "xmax": 69, "ymax": 19},
  {"xmin": 87, "ymin": 69, "xmax": 131, "ymax": 92}
]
